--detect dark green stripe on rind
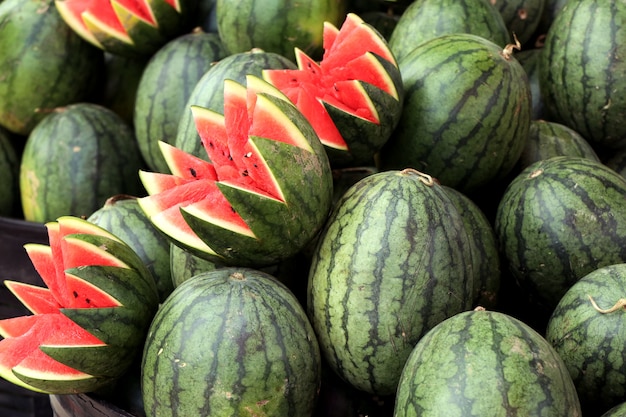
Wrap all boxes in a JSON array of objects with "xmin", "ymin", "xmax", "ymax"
[
  {"xmin": 546, "ymin": 263, "xmax": 626, "ymax": 412},
  {"xmin": 394, "ymin": 310, "xmax": 581, "ymax": 416},
  {"xmin": 141, "ymin": 268, "xmax": 321, "ymax": 417},
  {"xmin": 307, "ymin": 169, "xmax": 474, "ymax": 395},
  {"xmin": 495, "ymin": 156, "xmax": 626, "ymax": 309},
  {"xmin": 134, "ymin": 30, "xmax": 228, "ymax": 174},
  {"xmin": 539, "ymin": 0, "xmax": 626, "ymax": 148},
  {"xmin": 379, "ymin": 33, "xmax": 531, "ymax": 194}
]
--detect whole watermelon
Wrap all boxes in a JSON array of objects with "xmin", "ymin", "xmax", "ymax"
[
  {"xmin": 216, "ymin": 0, "xmax": 347, "ymax": 61},
  {"xmin": 307, "ymin": 169, "xmax": 474, "ymax": 395},
  {"xmin": 394, "ymin": 308, "xmax": 582, "ymax": 416},
  {"xmin": 142, "ymin": 267, "xmax": 321, "ymax": 417},
  {"xmin": 388, "ymin": 0, "xmax": 510, "ymax": 63},
  {"xmin": 546, "ymin": 263, "xmax": 626, "ymax": 414},
  {"xmin": 379, "ymin": 33, "xmax": 532, "ymax": 195},
  {"xmin": 134, "ymin": 29, "xmax": 228, "ymax": 173},
  {"xmin": 19, "ymin": 103, "xmax": 145, "ymax": 223},
  {"xmin": 0, "ymin": 0, "xmax": 104, "ymax": 136},
  {"xmin": 495, "ymin": 156, "xmax": 626, "ymax": 310},
  {"xmin": 539, "ymin": 0, "xmax": 626, "ymax": 149}
]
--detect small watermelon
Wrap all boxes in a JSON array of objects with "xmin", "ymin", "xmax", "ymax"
[
  {"xmin": 546, "ymin": 263, "xmax": 626, "ymax": 414},
  {"xmin": 54, "ymin": 0, "xmax": 196, "ymax": 57},
  {"xmin": 394, "ymin": 308, "xmax": 582, "ymax": 416},
  {"xmin": 138, "ymin": 75, "xmax": 333, "ymax": 267},
  {"xmin": 264, "ymin": 13, "xmax": 404, "ymax": 167},
  {"xmin": 141, "ymin": 267, "xmax": 321, "ymax": 417},
  {"xmin": 0, "ymin": 216, "xmax": 159, "ymax": 394}
]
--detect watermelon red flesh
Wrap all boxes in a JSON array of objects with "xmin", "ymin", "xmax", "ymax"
[
  {"xmin": 3, "ymin": 282, "xmax": 61, "ymax": 315},
  {"xmin": 0, "ymin": 314, "xmax": 102, "ymax": 384}
]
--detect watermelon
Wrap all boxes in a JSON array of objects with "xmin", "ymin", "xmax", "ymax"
[
  {"xmin": 546, "ymin": 263, "xmax": 626, "ymax": 414},
  {"xmin": 134, "ymin": 29, "xmax": 228, "ymax": 174},
  {"xmin": 263, "ymin": 13, "xmax": 404, "ymax": 167},
  {"xmin": 54, "ymin": 0, "xmax": 197, "ymax": 57},
  {"xmin": 0, "ymin": 0, "xmax": 104, "ymax": 136},
  {"xmin": 0, "ymin": 216, "xmax": 159, "ymax": 394},
  {"xmin": 539, "ymin": 0, "xmax": 626, "ymax": 149},
  {"xmin": 174, "ymin": 48, "xmax": 296, "ymax": 161},
  {"xmin": 141, "ymin": 267, "xmax": 321, "ymax": 417},
  {"xmin": 307, "ymin": 169, "xmax": 474, "ymax": 395},
  {"xmin": 19, "ymin": 103, "xmax": 145, "ymax": 223},
  {"xmin": 393, "ymin": 308, "xmax": 582, "ymax": 416},
  {"xmin": 87, "ymin": 194, "xmax": 174, "ymax": 303},
  {"xmin": 216, "ymin": 0, "xmax": 347, "ymax": 61},
  {"xmin": 602, "ymin": 402, "xmax": 626, "ymax": 417},
  {"xmin": 378, "ymin": 33, "xmax": 532, "ymax": 195},
  {"xmin": 138, "ymin": 75, "xmax": 333, "ymax": 267},
  {"xmin": 388, "ymin": 0, "xmax": 510, "ymax": 63},
  {"xmin": 515, "ymin": 47, "xmax": 545, "ymax": 119},
  {"xmin": 495, "ymin": 156, "xmax": 626, "ymax": 310},
  {"xmin": 516, "ymin": 119, "xmax": 600, "ymax": 172}
]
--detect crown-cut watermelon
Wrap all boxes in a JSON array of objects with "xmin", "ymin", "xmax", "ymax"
[
  {"xmin": 55, "ymin": 0, "xmax": 193, "ymax": 57},
  {"xmin": 263, "ymin": 13, "xmax": 404, "ymax": 167},
  {"xmin": 138, "ymin": 75, "xmax": 333, "ymax": 267},
  {"xmin": 0, "ymin": 216, "xmax": 159, "ymax": 394}
]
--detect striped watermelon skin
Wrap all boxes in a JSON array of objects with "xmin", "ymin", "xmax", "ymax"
[
  {"xmin": 307, "ymin": 169, "xmax": 474, "ymax": 395},
  {"xmin": 174, "ymin": 49, "xmax": 296, "ymax": 160},
  {"xmin": 134, "ymin": 29, "xmax": 228, "ymax": 174},
  {"xmin": 495, "ymin": 156, "xmax": 626, "ymax": 310},
  {"xmin": 546, "ymin": 263, "xmax": 626, "ymax": 414},
  {"xmin": 539, "ymin": 0, "xmax": 626, "ymax": 149},
  {"xmin": 141, "ymin": 268, "xmax": 321, "ymax": 417},
  {"xmin": 87, "ymin": 195, "xmax": 174, "ymax": 303},
  {"xmin": 388, "ymin": 0, "xmax": 510, "ymax": 63},
  {"xmin": 516, "ymin": 119, "xmax": 600, "ymax": 172},
  {"xmin": 394, "ymin": 309, "xmax": 582, "ymax": 417},
  {"xmin": 0, "ymin": 0, "xmax": 104, "ymax": 136},
  {"xmin": 215, "ymin": 0, "xmax": 347, "ymax": 61},
  {"xmin": 378, "ymin": 33, "xmax": 532, "ymax": 195},
  {"xmin": 19, "ymin": 103, "xmax": 145, "ymax": 223}
]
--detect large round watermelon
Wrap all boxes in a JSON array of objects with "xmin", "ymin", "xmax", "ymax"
[{"xmin": 307, "ymin": 169, "xmax": 474, "ymax": 395}]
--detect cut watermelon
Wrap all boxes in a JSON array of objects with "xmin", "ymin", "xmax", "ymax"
[
  {"xmin": 0, "ymin": 216, "xmax": 159, "ymax": 394},
  {"xmin": 263, "ymin": 13, "xmax": 404, "ymax": 167},
  {"xmin": 55, "ymin": 0, "xmax": 192, "ymax": 57},
  {"xmin": 138, "ymin": 75, "xmax": 333, "ymax": 267}
]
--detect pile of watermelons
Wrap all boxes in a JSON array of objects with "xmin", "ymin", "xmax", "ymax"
[{"xmin": 2, "ymin": 0, "xmax": 626, "ymax": 416}]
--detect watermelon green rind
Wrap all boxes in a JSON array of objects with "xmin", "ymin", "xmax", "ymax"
[
  {"xmin": 393, "ymin": 309, "xmax": 582, "ymax": 416},
  {"xmin": 546, "ymin": 263, "xmax": 626, "ymax": 412},
  {"xmin": 495, "ymin": 156, "xmax": 626, "ymax": 309},
  {"xmin": 307, "ymin": 169, "xmax": 474, "ymax": 395},
  {"xmin": 141, "ymin": 268, "xmax": 321, "ymax": 417},
  {"xmin": 61, "ymin": 305, "xmax": 152, "ymax": 349},
  {"xmin": 12, "ymin": 366, "xmax": 110, "ymax": 395},
  {"xmin": 40, "ymin": 343, "xmax": 136, "ymax": 379}
]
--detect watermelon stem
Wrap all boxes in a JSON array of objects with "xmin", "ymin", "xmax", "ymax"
[
  {"xmin": 588, "ymin": 295, "xmax": 626, "ymax": 314},
  {"xmin": 399, "ymin": 168, "xmax": 436, "ymax": 186},
  {"xmin": 501, "ymin": 34, "xmax": 522, "ymax": 61}
]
